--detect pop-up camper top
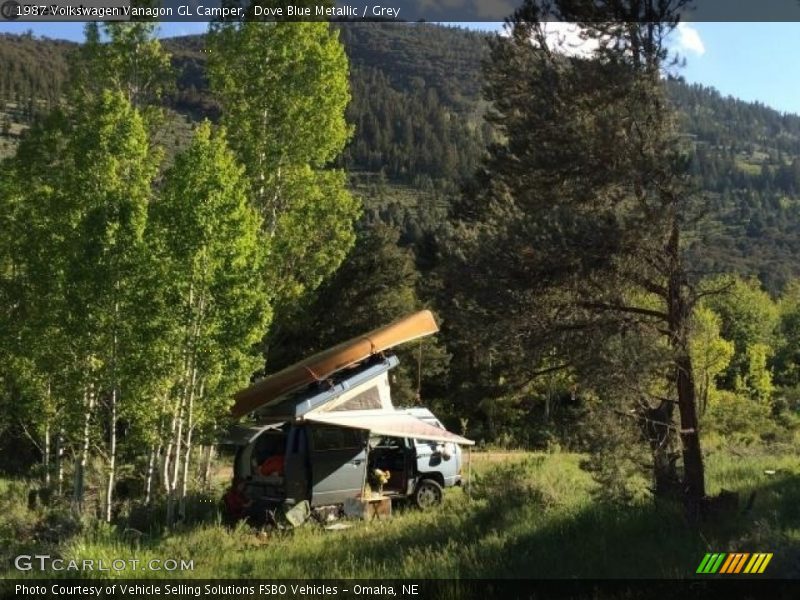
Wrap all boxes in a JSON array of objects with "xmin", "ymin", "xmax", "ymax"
[{"xmin": 226, "ymin": 311, "xmax": 474, "ymax": 512}]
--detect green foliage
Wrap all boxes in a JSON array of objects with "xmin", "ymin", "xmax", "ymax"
[
  {"xmin": 690, "ymin": 305, "xmax": 735, "ymax": 411},
  {"xmin": 688, "ymin": 281, "xmax": 800, "ymax": 449},
  {"xmin": 3, "ymin": 20, "xmax": 800, "ymax": 532},
  {"xmin": 267, "ymin": 223, "xmax": 448, "ymax": 406},
  {"xmin": 448, "ymin": 9, "xmax": 695, "ymax": 377},
  {"xmin": 0, "ymin": 109, "xmax": 74, "ymax": 467},
  {"xmin": 741, "ymin": 343, "xmax": 774, "ymax": 403},
  {"xmin": 62, "ymin": 89, "xmax": 158, "ymax": 362},
  {"xmin": 771, "ymin": 385, "xmax": 800, "ymax": 434},
  {"xmin": 73, "ymin": 23, "xmax": 173, "ymax": 117},
  {"xmin": 0, "ymin": 19, "xmax": 364, "ymax": 520},
  {"xmin": 704, "ymin": 275, "xmax": 778, "ymax": 397},
  {"xmin": 207, "ymin": 22, "xmax": 359, "ymax": 309},
  {"xmin": 8, "ymin": 26, "xmax": 800, "ymax": 296},
  {"xmin": 0, "ymin": 87, "xmax": 164, "ymax": 516},
  {"xmin": 208, "ymin": 22, "xmax": 351, "ymax": 173},
  {"xmin": 150, "ymin": 120, "xmax": 270, "ymax": 423},
  {"xmin": 446, "ymin": 2, "xmax": 714, "ymax": 505},
  {"xmin": 578, "ymin": 395, "xmax": 652, "ymax": 505},
  {"xmin": 774, "ymin": 280, "xmax": 800, "ymax": 386},
  {"xmin": 704, "ymin": 391, "xmax": 775, "ymax": 445}
]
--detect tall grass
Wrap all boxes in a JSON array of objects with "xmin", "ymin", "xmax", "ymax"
[{"xmin": 3, "ymin": 450, "xmax": 799, "ymax": 579}]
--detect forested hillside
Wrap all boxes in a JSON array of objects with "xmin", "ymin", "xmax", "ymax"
[
  {"xmin": 671, "ymin": 81, "xmax": 800, "ymax": 291},
  {"xmin": 4, "ymin": 24, "xmax": 800, "ymax": 291}
]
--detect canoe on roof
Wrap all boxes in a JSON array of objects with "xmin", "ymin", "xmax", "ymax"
[{"xmin": 230, "ymin": 310, "xmax": 439, "ymax": 418}]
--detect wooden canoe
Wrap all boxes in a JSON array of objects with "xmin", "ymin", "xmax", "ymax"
[{"xmin": 230, "ymin": 310, "xmax": 439, "ymax": 418}]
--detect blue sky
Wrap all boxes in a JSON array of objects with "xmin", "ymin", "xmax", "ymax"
[
  {"xmin": 1, "ymin": 21, "xmax": 798, "ymax": 115},
  {"xmin": 671, "ymin": 23, "xmax": 800, "ymax": 115}
]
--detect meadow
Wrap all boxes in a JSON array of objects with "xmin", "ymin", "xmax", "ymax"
[{"xmin": 1, "ymin": 449, "xmax": 798, "ymax": 580}]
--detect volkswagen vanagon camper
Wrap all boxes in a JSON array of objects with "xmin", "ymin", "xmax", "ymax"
[{"xmin": 226, "ymin": 311, "xmax": 473, "ymax": 515}]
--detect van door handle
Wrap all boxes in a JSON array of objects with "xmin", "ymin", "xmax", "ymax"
[{"xmin": 351, "ymin": 459, "xmax": 363, "ymax": 465}]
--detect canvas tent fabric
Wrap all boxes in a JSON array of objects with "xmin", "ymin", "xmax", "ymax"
[
  {"xmin": 231, "ymin": 310, "xmax": 439, "ymax": 418},
  {"xmin": 303, "ymin": 412, "xmax": 475, "ymax": 446},
  {"xmin": 250, "ymin": 357, "xmax": 398, "ymax": 421}
]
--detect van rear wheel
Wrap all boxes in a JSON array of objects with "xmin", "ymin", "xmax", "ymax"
[{"xmin": 413, "ymin": 479, "xmax": 443, "ymax": 509}]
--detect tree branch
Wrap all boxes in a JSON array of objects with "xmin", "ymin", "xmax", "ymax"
[
  {"xmin": 19, "ymin": 421, "xmax": 43, "ymax": 454},
  {"xmin": 689, "ymin": 279, "xmax": 735, "ymax": 306},
  {"xmin": 578, "ymin": 301, "xmax": 669, "ymax": 322},
  {"xmin": 502, "ymin": 363, "xmax": 573, "ymax": 401},
  {"xmin": 613, "ymin": 409, "xmax": 678, "ymax": 431},
  {"xmin": 625, "ymin": 272, "xmax": 668, "ymax": 299}
]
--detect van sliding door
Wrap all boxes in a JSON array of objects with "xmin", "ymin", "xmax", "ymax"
[{"xmin": 309, "ymin": 425, "xmax": 368, "ymax": 507}]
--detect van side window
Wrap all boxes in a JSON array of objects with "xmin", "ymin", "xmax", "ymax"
[
  {"xmin": 311, "ymin": 426, "xmax": 365, "ymax": 451},
  {"xmin": 414, "ymin": 439, "xmax": 438, "ymax": 451},
  {"xmin": 253, "ymin": 432, "xmax": 286, "ymax": 464},
  {"xmin": 372, "ymin": 436, "xmax": 404, "ymax": 449}
]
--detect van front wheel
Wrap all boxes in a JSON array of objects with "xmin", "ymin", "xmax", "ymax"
[{"xmin": 413, "ymin": 479, "xmax": 443, "ymax": 509}]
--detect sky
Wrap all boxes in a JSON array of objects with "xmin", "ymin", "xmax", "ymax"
[
  {"xmin": 0, "ymin": 21, "xmax": 798, "ymax": 115},
  {"xmin": 672, "ymin": 22, "xmax": 800, "ymax": 115}
]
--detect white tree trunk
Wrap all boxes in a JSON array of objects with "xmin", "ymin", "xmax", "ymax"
[
  {"xmin": 155, "ymin": 390, "xmax": 170, "ymax": 495},
  {"xmin": 43, "ymin": 379, "xmax": 52, "ymax": 488},
  {"xmin": 43, "ymin": 421, "xmax": 51, "ymax": 488},
  {"xmin": 179, "ymin": 420, "xmax": 193, "ymax": 519},
  {"xmin": 105, "ymin": 300, "xmax": 120, "ymax": 523},
  {"xmin": 144, "ymin": 444, "xmax": 158, "ymax": 506},
  {"xmin": 56, "ymin": 428, "xmax": 64, "ymax": 495},
  {"xmin": 74, "ymin": 385, "xmax": 95, "ymax": 511},
  {"xmin": 166, "ymin": 395, "xmax": 185, "ymax": 526},
  {"xmin": 105, "ymin": 387, "xmax": 117, "ymax": 523},
  {"xmin": 162, "ymin": 402, "xmax": 179, "ymax": 494},
  {"xmin": 179, "ymin": 379, "xmax": 201, "ymax": 519},
  {"xmin": 167, "ymin": 281, "xmax": 194, "ymax": 500},
  {"xmin": 171, "ymin": 397, "xmax": 185, "ymax": 492}
]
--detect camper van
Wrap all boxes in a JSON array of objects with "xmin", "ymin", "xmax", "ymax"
[
  {"xmin": 226, "ymin": 311, "xmax": 474, "ymax": 516},
  {"xmin": 227, "ymin": 356, "xmax": 468, "ymax": 511}
]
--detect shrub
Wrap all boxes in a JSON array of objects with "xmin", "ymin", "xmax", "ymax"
[
  {"xmin": 704, "ymin": 391, "xmax": 773, "ymax": 438},
  {"xmin": 471, "ymin": 457, "xmax": 556, "ymax": 509}
]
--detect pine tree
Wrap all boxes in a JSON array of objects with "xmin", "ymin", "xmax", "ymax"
[{"xmin": 449, "ymin": 0, "xmax": 710, "ymax": 516}]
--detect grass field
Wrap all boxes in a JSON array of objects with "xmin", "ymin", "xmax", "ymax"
[{"xmin": 2, "ymin": 450, "xmax": 799, "ymax": 580}]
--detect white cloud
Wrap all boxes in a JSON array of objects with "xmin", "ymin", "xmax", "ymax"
[
  {"xmin": 499, "ymin": 21, "xmax": 600, "ymax": 58},
  {"xmin": 501, "ymin": 22, "xmax": 599, "ymax": 56},
  {"xmin": 540, "ymin": 22, "xmax": 598, "ymax": 57},
  {"xmin": 502, "ymin": 21, "xmax": 705, "ymax": 62},
  {"xmin": 676, "ymin": 22, "xmax": 705, "ymax": 56}
]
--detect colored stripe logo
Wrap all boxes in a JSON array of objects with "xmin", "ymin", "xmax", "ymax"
[{"xmin": 696, "ymin": 553, "xmax": 773, "ymax": 574}]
